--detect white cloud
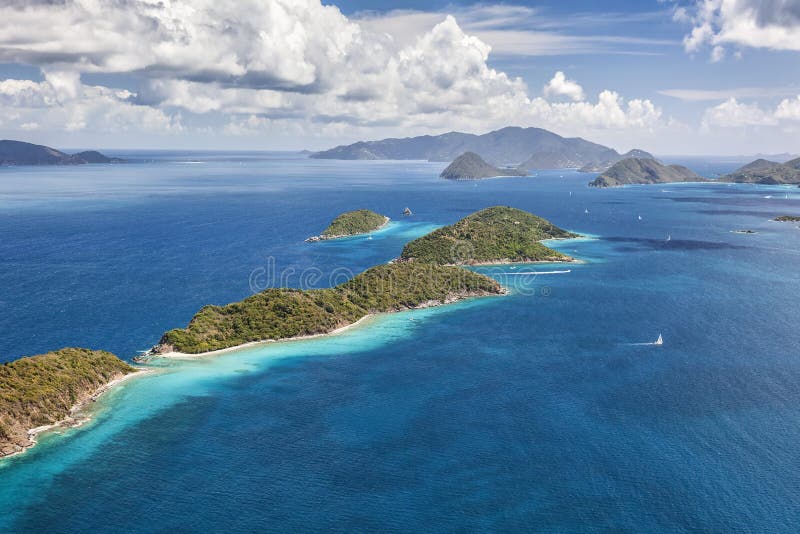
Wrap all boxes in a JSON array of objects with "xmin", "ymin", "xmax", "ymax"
[
  {"xmin": 543, "ymin": 72, "xmax": 585, "ymax": 101},
  {"xmin": 702, "ymin": 97, "xmax": 781, "ymax": 127},
  {"xmin": 679, "ymin": 0, "xmax": 800, "ymax": 59},
  {"xmin": 776, "ymin": 96, "xmax": 800, "ymax": 120},
  {"xmin": 0, "ymin": 1, "xmax": 664, "ymax": 147}
]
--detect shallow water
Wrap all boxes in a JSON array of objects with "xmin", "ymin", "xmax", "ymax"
[{"xmin": 1, "ymin": 153, "xmax": 799, "ymax": 531}]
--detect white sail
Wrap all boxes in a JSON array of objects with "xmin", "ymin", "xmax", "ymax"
[{"xmin": 654, "ymin": 334, "xmax": 663, "ymax": 345}]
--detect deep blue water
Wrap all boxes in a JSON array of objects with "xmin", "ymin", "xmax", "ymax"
[{"xmin": 1, "ymin": 153, "xmax": 799, "ymax": 531}]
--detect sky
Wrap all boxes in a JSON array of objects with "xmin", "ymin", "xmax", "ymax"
[{"xmin": 0, "ymin": 0, "xmax": 798, "ymax": 155}]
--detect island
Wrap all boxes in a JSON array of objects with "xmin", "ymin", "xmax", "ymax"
[
  {"xmin": 720, "ymin": 158, "xmax": 800, "ymax": 184},
  {"xmin": 588, "ymin": 157, "xmax": 705, "ymax": 188},
  {"xmin": 774, "ymin": 215, "xmax": 800, "ymax": 222},
  {"xmin": 311, "ymin": 126, "xmax": 651, "ymax": 170},
  {"xmin": 0, "ymin": 348, "xmax": 137, "ymax": 458},
  {"xmin": 306, "ymin": 209, "xmax": 389, "ymax": 242},
  {"xmin": 440, "ymin": 152, "xmax": 527, "ymax": 180},
  {"xmin": 0, "ymin": 140, "xmax": 123, "ymax": 166},
  {"xmin": 578, "ymin": 149, "xmax": 656, "ymax": 173},
  {"xmin": 399, "ymin": 206, "xmax": 577, "ymax": 265},
  {"xmin": 153, "ymin": 263, "xmax": 504, "ymax": 355}
]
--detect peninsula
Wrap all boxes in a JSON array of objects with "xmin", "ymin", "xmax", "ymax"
[
  {"xmin": 440, "ymin": 152, "xmax": 527, "ymax": 180},
  {"xmin": 720, "ymin": 158, "xmax": 800, "ymax": 184},
  {"xmin": 154, "ymin": 262, "xmax": 503, "ymax": 355},
  {"xmin": 311, "ymin": 126, "xmax": 651, "ymax": 170},
  {"xmin": 0, "ymin": 140, "xmax": 123, "ymax": 166},
  {"xmin": 0, "ymin": 348, "xmax": 137, "ymax": 458},
  {"xmin": 306, "ymin": 209, "xmax": 389, "ymax": 241},
  {"xmin": 589, "ymin": 157, "xmax": 705, "ymax": 187},
  {"xmin": 399, "ymin": 206, "xmax": 577, "ymax": 265}
]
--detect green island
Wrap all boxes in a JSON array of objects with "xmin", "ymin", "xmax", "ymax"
[
  {"xmin": 399, "ymin": 206, "xmax": 577, "ymax": 265},
  {"xmin": 306, "ymin": 209, "xmax": 389, "ymax": 241},
  {"xmin": 0, "ymin": 348, "xmax": 136, "ymax": 457},
  {"xmin": 155, "ymin": 262, "xmax": 503, "ymax": 354},
  {"xmin": 774, "ymin": 215, "xmax": 800, "ymax": 222}
]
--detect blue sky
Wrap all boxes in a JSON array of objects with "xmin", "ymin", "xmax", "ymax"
[{"xmin": 0, "ymin": 0, "xmax": 798, "ymax": 155}]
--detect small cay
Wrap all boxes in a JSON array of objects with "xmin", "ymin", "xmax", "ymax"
[
  {"xmin": 0, "ymin": 348, "xmax": 137, "ymax": 458},
  {"xmin": 306, "ymin": 209, "xmax": 389, "ymax": 241}
]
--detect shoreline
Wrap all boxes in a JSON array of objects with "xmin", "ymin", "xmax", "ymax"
[
  {"xmin": 155, "ymin": 290, "xmax": 505, "ymax": 360},
  {"xmin": 2, "ymin": 368, "xmax": 152, "ymax": 461},
  {"xmin": 305, "ymin": 216, "xmax": 390, "ymax": 242}
]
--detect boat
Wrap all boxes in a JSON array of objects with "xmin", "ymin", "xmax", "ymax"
[
  {"xmin": 666, "ymin": 234, "xmax": 671, "ymax": 242},
  {"xmin": 584, "ymin": 209, "xmax": 589, "ymax": 214},
  {"xmin": 403, "ymin": 207, "xmax": 413, "ymax": 216},
  {"xmin": 654, "ymin": 333, "xmax": 663, "ymax": 346},
  {"xmin": 638, "ymin": 215, "xmax": 642, "ymax": 220}
]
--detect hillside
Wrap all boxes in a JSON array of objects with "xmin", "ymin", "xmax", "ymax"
[
  {"xmin": 0, "ymin": 140, "xmax": 122, "ymax": 166},
  {"xmin": 589, "ymin": 158, "xmax": 705, "ymax": 187},
  {"xmin": 578, "ymin": 149, "xmax": 656, "ymax": 172},
  {"xmin": 156, "ymin": 263, "xmax": 503, "ymax": 354},
  {"xmin": 307, "ymin": 209, "xmax": 389, "ymax": 241},
  {"xmin": 399, "ymin": 206, "xmax": 576, "ymax": 265},
  {"xmin": 311, "ymin": 126, "xmax": 648, "ymax": 169},
  {"xmin": 0, "ymin": 348, "xmax": 135, "ymax": 457},
  {"xmin": 440, "ymin": 152, "xmax": 527, "ymax": 180},
  {"xmin": 720, "ymin": 158, "xmax": 800, "ymax": 184}
]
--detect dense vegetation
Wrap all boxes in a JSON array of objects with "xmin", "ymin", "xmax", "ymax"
[
  {"xmin": 319, "ymin": 209, "xmax": 388, "ymax": 238},
  {"xmin": 775, "ymin": 215, "xmax": 800, "ymax": 222},
  {"xmin": 0, "ymin": 348, "xmax": 134, "ymax": 457},
  {"xmin": 399, "ymin": 206, "xmax": 576, "ymax": 265},
  {"xmin": 159, "ymin": 263, "xmax": 502, "ymax": 354}
]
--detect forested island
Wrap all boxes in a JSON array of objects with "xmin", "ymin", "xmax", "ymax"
[
  {"xmin": 0, "ymin": 348, "xmax": 136, "ymax": 457},
  {"xmin": 774, "ymin": 215, "xmax": 800, "ymax": 222},
  {"xmin": 399, "ymin": 206, "xmax": 577, "ymax": 264},
  {"xmin": 721, "ymin": 158, "xmax": 800, "ymax": 184},
  {"xmin": 440, "ymin": 152, "xmax": 527, "ymax": 180},
  {"xmin": 589, "ymin": 158, "xmax": 705, "ymax": 187},
  {"xmin": 0, "ymin": 140, "xmax": 122, "ymax": 166},
  {"xmin": 154, "ymin": 263, "xmax": 503, "ymax": 355},
  {"xmin": 306, "ymin": 209, "xmax": 389, "ymax": 241}
]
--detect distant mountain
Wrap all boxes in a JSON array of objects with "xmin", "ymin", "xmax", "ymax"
[
  {"xmin": 578, "ymin": 149, "xmax": 656, "ymax": 173},
  {"xmin": 589, "ymin": 158, "xmax": 705, "ymax": 188},
  {"xmin": 440, "ymin": 152, "xmax": 527, "ymax": 180},
  {"xmin": 311, "ymin": 126, "xmax": 649, "ymax": 169},
  {"xmin": 0, "ymin": 140, "xmax": 122, "ymax": 166},
  {"xmin": 720, "ymin": 158, "xmax": 800, "ymax": 184}
]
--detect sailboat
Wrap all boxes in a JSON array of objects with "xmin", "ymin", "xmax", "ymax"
[
  {"xmin": 654, "ymin": 333, "xmax": 663, "ymax": 346},
  {"xmin": 666, "ymin": 234, "xmax": 671, "ymax": 242}
]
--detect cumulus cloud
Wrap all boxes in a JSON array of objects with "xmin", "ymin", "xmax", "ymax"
[
  {"xmin": 678, "ymin": 0, "xmax": 800, "ymax": 59},
  {"xmin": 543, "ymin": 72, "xmax": 585, "ymax": 102},
  {"xmin": 702, "ymin": 95, "xmax": 800, "ymax": 128},
  {"xmin": 0, "ymin": 1, "xmax": 663, "ymax": 143}
]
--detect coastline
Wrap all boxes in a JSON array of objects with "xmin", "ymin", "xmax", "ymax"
[
  {"xmin": 2, "ymin": 368, "xmax": 152, "ymax": 461},
  {"xmin": 305, "ymin": 216, "xmax": 390, "ymax": 242},
  {"xmin": 155, "ymin": 290, "xmax": 505, "ymax": 360}
]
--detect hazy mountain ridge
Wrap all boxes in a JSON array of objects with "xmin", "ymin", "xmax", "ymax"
[
  {"xmin": 0, "ymin": 140, "xmax": 122, "ymax": 166},
  {"xmin": 312, "ymin": 126, "xmax": 649, "ymax": 169}
]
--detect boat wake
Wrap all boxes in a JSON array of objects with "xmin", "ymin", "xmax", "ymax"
[
  {"xmin": 623, "ymin": 334, "xmax": 663, "ymax": 346},
  {"xmin": 496, "ymin": 270, "xmax": 571, "ymax": 275}
]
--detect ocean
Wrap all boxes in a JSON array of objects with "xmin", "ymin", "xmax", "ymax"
[{"xmin": 1, "ymin": 152, "xmax": 799, "ymax": 531}]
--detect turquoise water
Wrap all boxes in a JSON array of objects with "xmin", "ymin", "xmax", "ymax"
[{"xmin": 1, "ymin": 153, "xmax": 800, "ymax": 530}]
